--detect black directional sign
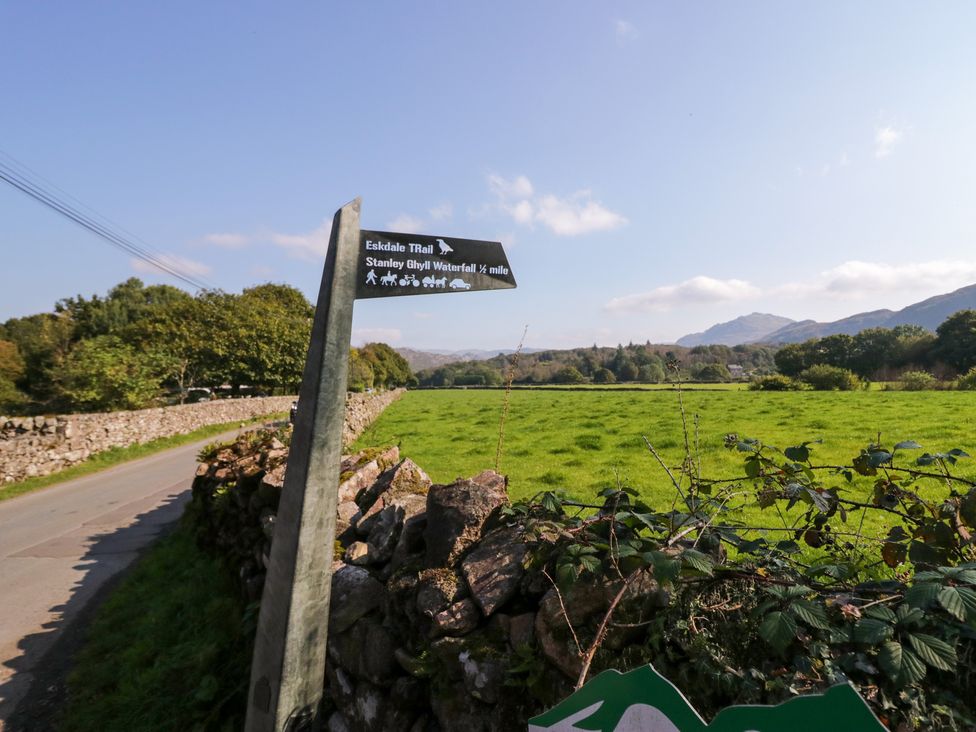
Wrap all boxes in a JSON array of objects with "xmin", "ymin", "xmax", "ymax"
[{"xmin": 356, "ymin": 230, "xmax": 516, "ymax": 299}]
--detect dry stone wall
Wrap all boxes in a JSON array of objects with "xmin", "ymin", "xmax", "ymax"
[
  {"xmin": 189, "ymin": 436, "xmax": 586, "ymax": 731},
  {"xmin": 0, "ymin": 390, "xmax": 402, "ymax": 485}
]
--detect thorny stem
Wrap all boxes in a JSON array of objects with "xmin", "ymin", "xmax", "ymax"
[
  {"xmin": 495, "ymin": 325, "xmax": 528, "ymax": 472},
  {"xmin": 542, "ymin": 568, "xmax": 582, "ymax": 656},
  {"xmin": 642, "ymin": 436, "xmax": 688, "ymax": 505},
  {"xmin": 575, "ymin": 571, "xmax": 639, "ymax": 690}
]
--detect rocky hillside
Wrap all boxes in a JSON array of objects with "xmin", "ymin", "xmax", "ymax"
[
  {"xmin": 676, "ymin": 313, "xmax": 795, "ymax": 347},
  {"xmin": 763, "ymin": 283, "xmax": 976, "ymax": 343}
]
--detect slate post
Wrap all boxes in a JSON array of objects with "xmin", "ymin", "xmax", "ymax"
[{"xmin": 245, "ymin": 198, "xmax": 361, "ymax": 732}]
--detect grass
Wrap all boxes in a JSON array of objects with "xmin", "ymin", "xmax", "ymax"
[
  {"xmin": 353, "ymin": 389, "xmax": 976, "ymax": 540},
  {"xmin": 0, "ymin": 412, "xmax": 287, "ymax": 504},
  {"xmin": 60, "ymin": 523, "xmax": 250, "ymax": 732}
]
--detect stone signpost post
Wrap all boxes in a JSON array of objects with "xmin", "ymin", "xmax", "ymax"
[{"xmin": 244, "ymin": 199, "xmax": 516, "ymax": 732}]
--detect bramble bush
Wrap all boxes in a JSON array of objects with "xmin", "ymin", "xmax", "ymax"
[{"xmin": 504, "ymin": 414, "xmax": 976, "ymax": 729}]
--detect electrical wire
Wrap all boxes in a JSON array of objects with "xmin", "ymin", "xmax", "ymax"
[{"xmin": 0, "ymin": 151, "xmax": 215, "ymax": 291}]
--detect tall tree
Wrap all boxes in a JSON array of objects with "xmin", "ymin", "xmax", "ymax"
[
  {"xmin": 935, "ymin": 310, "xmax": 976, "ymax": 373},
  {"xmin": 59, "ymin": 335, "xmax": 162, "ymax": 411}
]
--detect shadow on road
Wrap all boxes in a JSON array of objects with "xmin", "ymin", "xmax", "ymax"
[{"xmin": 1, "ymin": 491, "xmax": 189, "ymax": 731}]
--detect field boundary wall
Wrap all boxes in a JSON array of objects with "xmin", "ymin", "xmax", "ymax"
[{"xmin": 0, "ymin": 390, "xmax": 403, "ymax": 485}]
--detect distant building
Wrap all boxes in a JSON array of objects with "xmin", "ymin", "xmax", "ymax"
[{"xmin": 727, "ymin": 364, "xmax": 745, "ymax": 379}]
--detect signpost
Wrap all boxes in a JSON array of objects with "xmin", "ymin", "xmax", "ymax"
[
  {"xmin": 528, "ymin": 664, "xmax": 887, "ymax": 732},
  {"xmin": 244, "ymin": 200, "xmax": 516, "ymax": 732}
]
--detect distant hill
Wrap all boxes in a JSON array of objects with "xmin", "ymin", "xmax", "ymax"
[
  {"xmin": 396, "ymin": 347, "xmax": 545, "ymax": 371},
  {"xmin": 676, "ymin": 313, "xmax": 795, "ymax": 347},
  {"xmin": 763, "ymin": 283, "xmax": 976, "ymax": 343}
]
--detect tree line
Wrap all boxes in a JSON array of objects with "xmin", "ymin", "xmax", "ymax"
[
  {"xmin": 0, "ymin": 278, "xmax": 413, "ymax": 414},
  {"xmin": 416, "ymin": 342, "xmax": 778, "ymax": 387},
  {"xmin": 773, "ymin": 311, "xmax": 976, "ymax": 383}
]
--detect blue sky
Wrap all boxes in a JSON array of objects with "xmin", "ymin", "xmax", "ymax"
[{"xmin": 3, "ymin": 2, "xmax": 976, "ymax": 350}]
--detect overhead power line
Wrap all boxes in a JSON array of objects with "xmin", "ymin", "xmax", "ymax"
[{"xmin": 0, "ymin": 151, "xmax": 214, "ymax": 291}]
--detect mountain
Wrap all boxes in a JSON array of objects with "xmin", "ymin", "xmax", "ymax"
[
  {"xmin": 763, "ymin": 283, "xmax": 976, "ymax": 343},
  {"xmin": 676, "ymin": 313, "xmax": 795, "ymax": 347}
]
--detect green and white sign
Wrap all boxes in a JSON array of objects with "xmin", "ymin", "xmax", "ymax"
[{"xmin": 529, "ymin": 664, "xmax": 886, "ymax": 732}]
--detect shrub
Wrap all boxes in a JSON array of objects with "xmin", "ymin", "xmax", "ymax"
[
  {"xmin": 798, "ymin": 364, "xmax": 861, "ymax": 391},
  {"xmin": 957, "ymin": 367, "xmax": 976, "ymax": 391},
  {"xmin": 748, "ymin": 375, "xmax": 798, "ymax": 391},
  {"xmin": 899, "ymin": 370, "xmax": 936, "ymax": 391},
  {"xmin": 592, "ymin": 367, "xmax": 616, "ymax": 384}
]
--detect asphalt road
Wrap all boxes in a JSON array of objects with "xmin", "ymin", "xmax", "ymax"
[{"xmin": 0, "ymin": 427, "xmax": 251, "ymax": 729}]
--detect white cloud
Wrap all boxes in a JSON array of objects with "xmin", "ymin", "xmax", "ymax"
[
  {"xmin": 352, "ymin": 328, "xmax": 402, "ymax": 345},
  {"xmin": 874, "ymin": 126, "xmax": 902, "ymax": 158},
  {"xmin": 605, "ymin": 276, "xmax": 760, "ymax": 313},
  {"xmin": 487, "ymin": 174, "xmax": 627, "ymax": 236},
  {"xmin": 488, "ymin": 173, "xmax": 534, "ymax": 200},
  {"xmin": 776, "ymin": 259, "xmax": 976, "ymax": 299},
  {"xmin": 428, "ymin": 203, "xmax": 452, "ymax": 221},
  {"xmin": 615, "ymin": 19, "xmax": 637, "ymax": 42},
  {"xmin": 270, "ymin": 219, "xmax": 332, "ymax": 261},
  {"xmin": 386, "ymin": 214, "xmax": 425, "ymax": 233},
  {"xmin": 202, "ymin": 232, "xmax": 249, "ymax": 248},
  {"xmin": 534, "ymin": 192, "xmax": 628, "ymax": 236},
  {"xmin": 131, "ymin": 253, "xmax": 212, "ymax": 278}
]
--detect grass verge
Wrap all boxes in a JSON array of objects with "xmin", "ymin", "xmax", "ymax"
[
  {"xmin": 60, "ymin": 523, "xmax": 251, "ymax": 732},
  {"xmin": 0, "ymin": 412, "xmax": 287, "ymax": 504}
]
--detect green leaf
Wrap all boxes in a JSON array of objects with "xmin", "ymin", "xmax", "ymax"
[
  {"xmin": 865, "ymin": 605, "xmax": 897, "ymax": 623},
  {"xmin": 759, "ymin": 611, "xmax": 797, "ymax": 654},
  {"xmin": 904, "ymin": 582, "xmax": 941, "ymax": 609},
  {"xmin": 540, "ymin": 492, "xmax": 563, "ymax": 515},
  {"xmin": 578, "ymin": 554, "xmax": 602, "ymax": 575},
  {"xmin": 855, "ymin": 618, "xmax": 893, "ymax": 644},
  {"xmin": 894, "ymin": 441, "xmax": 923, "ymax": 451},
  {"xmin": 789, "ymin": 599, "xmax": 830, "ymax": 629},
  {"xmin": 644, "ymin": 551, "xmax": 681, "ymax": 583},
  {"xmin": 955, "ymin": 586, "xmax": 976, "ymax": 613},
  {"xmin": 907, "ymin": 633, "xmax": 957, "ymax": 671},
  {"xmin": 784, "ymin": 444, "xmax": 810, "ymax": 462},
  {"xmin": 868, "ymin": 451, "xmax": 893, "ymax": 468},
  {"xmin": 895, "ymin": 605, "xmax": 925, "ymax": 626},
  {"xmin": 680, "ymin": 548, "xmax": 715, "ymax": 576},
  {"xmin": 878, "ymin": 641, "xmax": 927, "ymax": 686},
  {"xmin": 937, "ymin": 587, "xmax": 968, "ymax": 621}
]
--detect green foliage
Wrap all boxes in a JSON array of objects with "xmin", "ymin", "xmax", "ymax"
[
  {"xmin": 956, "ymin": 366, "xmax": 976, "ymax": 391},
  {"xmin": 692, "ymin": 362, "xmax": 731, "ymax": 382},
  {"xmin": 503, "ymin": 423, "xmax": 976, "ymax": 729},
  {"xmin": 899, "ymin": 370, "xmax": 936, "ymax": 391},
  {"xmin": 415, "ymin": 342, "xmax": 776, "ymax": 386},
  {"xmin": 60, "ymin": 526, "xmax": 252, "ymax": 732},
  {"xmin": 748, "ymin": 374, "xmax": 799, "ymax": 391},
  {"xmin": 798, "ymin": 364, "xmax": 862, "ymax": 391},
  {"xmin": 359, "ymin": 342, "xmax": 415, "ymax": 388},
  {"xmin": 59, "ymin": 335, "xmax": 163, "ymax": 410},
  {"xmin": 935, "ymin": 309, "xmax": 976, "ymax": 373},
  {"xmin": 552, "ymin": 366, "xmax": 586, "ymax": 384},
  {"xmin": 0, "ymin": 339, "xmax": 28, "ymax": 411},
  {"xmin": 592, "ymin": 367, "xmax": 616, "ymax": 384}
]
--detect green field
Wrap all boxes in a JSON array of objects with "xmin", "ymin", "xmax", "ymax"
[{"xmin": 354, "ymin": 388, "xmax": 976, "ymax": 529}]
